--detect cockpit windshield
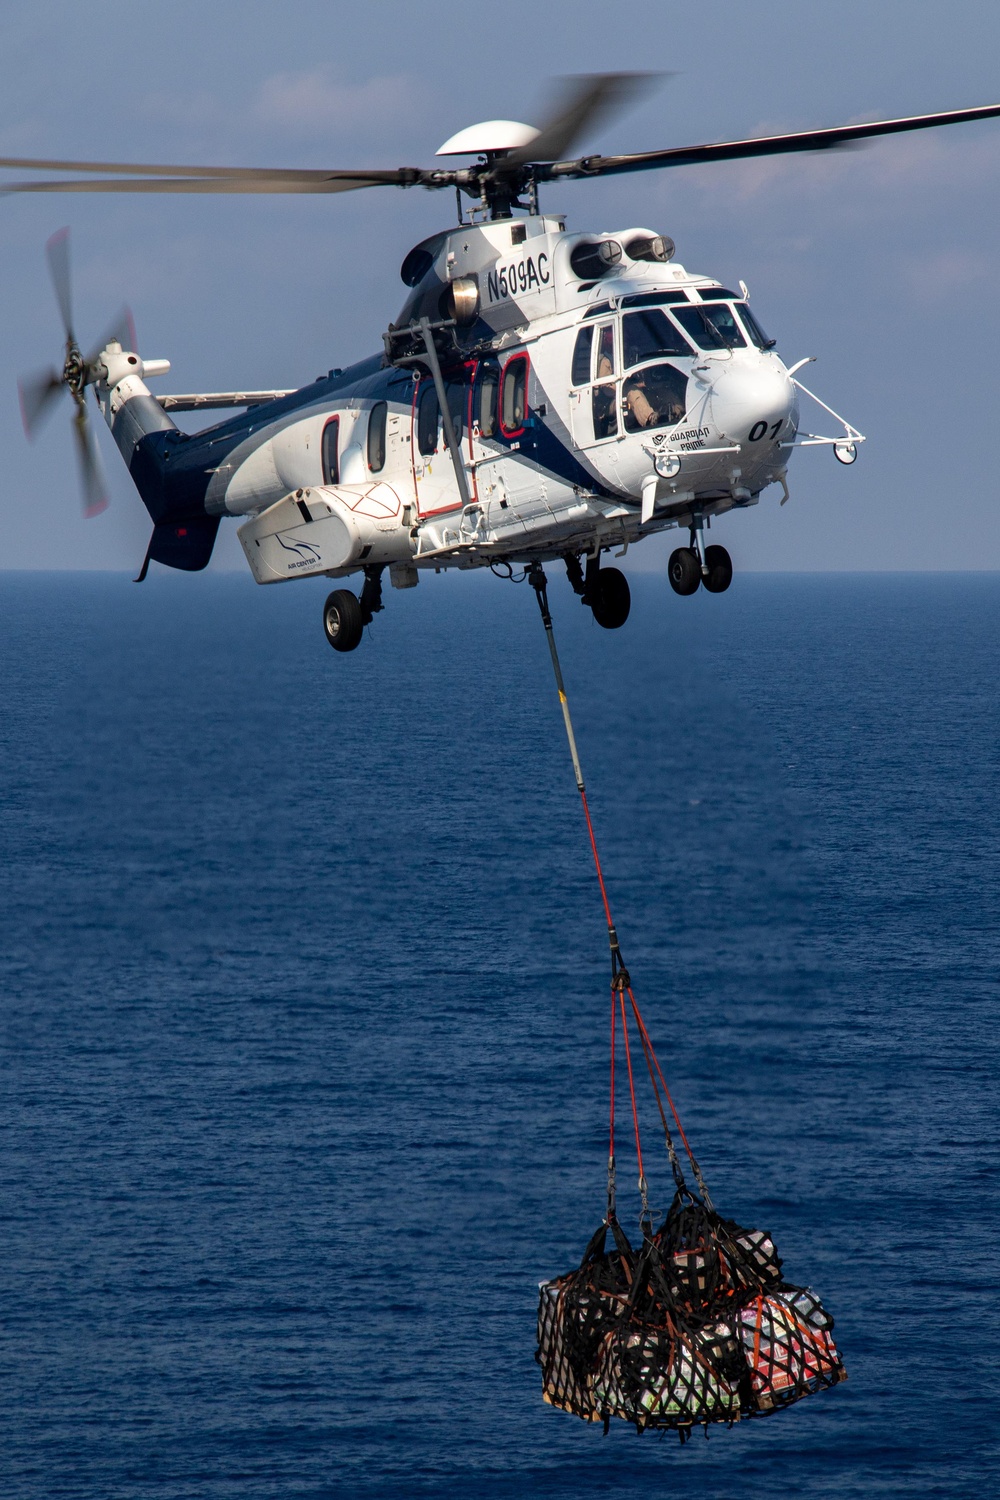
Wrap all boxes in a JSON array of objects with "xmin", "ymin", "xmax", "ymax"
[
  {"xmin": 622, "ymin": 309, "xmax": 692, "ymax": 367},
  {"xmin": 673, "ymin": 304, "xmax": 747, "ymax": 350},
  {"xmin": 737, "ymin": 305, "xmax": 776, "ymax": 349}
]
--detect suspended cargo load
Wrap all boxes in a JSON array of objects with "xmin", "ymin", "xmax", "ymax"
[
  {"xmin": 526, "ymin": 561, "xmax": 847, "ymax": 1442},
  {"xmin": 537, "ymin": 1194, "xmax": 846, "ymax": 1437}
]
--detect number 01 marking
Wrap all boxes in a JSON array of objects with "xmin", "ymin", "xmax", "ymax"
[{"xmin": 748, "ymin": 419, "xmax": 784, "ymax": 441}]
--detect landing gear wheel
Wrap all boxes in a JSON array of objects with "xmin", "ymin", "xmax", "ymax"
[
  {"xmin": 668, "ymin": 547, "xmax": 701, "ymax": 596},
  {"xmin": 323, "ymin": 589, "xmax": 364, "ymax": 652},
  {"xmin": 702, "ymin": 544, "xmax": 733, "ymax": 594},
  {"xmin": 590, "ymin": 566, "xmax": 631, "ymax": 629}
]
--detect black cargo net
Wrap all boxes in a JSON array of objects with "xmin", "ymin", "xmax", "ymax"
[
  {"xmin": 537, "ymin": 1187, "xmax": 846, "ymax": 1436},
  {"xmin": 527, "ymin": 563, "xmax": 847, "ymax": 1440}
]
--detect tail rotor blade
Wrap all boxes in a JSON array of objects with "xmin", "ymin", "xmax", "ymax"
[
  {"xmin": 85, "ymin": 305, "xmax": 137, "ymax": 376},
  {"xmin": 18, "ymin": 366, "xmax": 65, "ymax": 437},
  {"xmin": 115, "ymin": 305, "xmax": 137, "ymax": 354},
  {"xmin": 71, "ymin": 401, "xmax": 109, "ymax": 517},
  {"xmin": 45, "ymin": 225, "xmax": 74, "ymax": 338}
]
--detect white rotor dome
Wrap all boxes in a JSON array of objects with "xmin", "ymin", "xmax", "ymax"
[{"xmin": 436, "ymin": 120, "xmax": 540, "ymax": 156}]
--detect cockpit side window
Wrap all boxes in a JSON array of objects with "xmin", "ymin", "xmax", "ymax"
[
  {"xmin": 417, "ymin": 382, "xmax": 439, "ymax": 455},
  {"xmin": 571, "ymin": 326, "xmax": 593, "ymax": 386},
  {"xmin": 622, "ymin": 364, "xmax": 688, "ymax": 432},
  {"xmin": 595, "ymin": 322, "xmax": 616, "ymax": 379},
  {"xmin": 673, "ymin": 304, "xmax": 745, "ymax": 350},
  {"xmin": 591, "ymin": 321, "xmax": 618, "ymax": 440},
  {"xmin": 623, "ymin": 309, "xmax": 692, "ymax": 367}
]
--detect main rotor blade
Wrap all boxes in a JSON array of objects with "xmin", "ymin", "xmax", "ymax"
[
  {"xmin": 0, "ymin": 153, "xmax": 417, "ymax": 181},
  {"xmin": 540, "ymin": 101, "xmax": 1000, "ymax": 181},
  {"xmin": 71, "ymin": 402, "xmax": 108, "ymax": 518},
  {"xmin": 1, "ymin": 172, "xmax": 415, "ymax": 195},
  {"xmin": 0, "ymin": 153, "xmax": 425, "ymax": 198},
  {"xmin": 45, "ymin": 225, "xmax": 73, "ymax": 336},
  {"xmin": 6, "ymin": 98, "xmax": 999, "ymax": 201},
  {"xmin": 18, "ymin": 367, "xmax": 64, "ymax": 437},
  {"xmin": 507, "ymin": 72, "xmax": 661, "ymax": 166}
]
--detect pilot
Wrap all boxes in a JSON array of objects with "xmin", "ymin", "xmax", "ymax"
[
  {"xmin": 623, "ymin": 371, "xmax": 685, "ymax": 430},
  {"xmin": 625, "ymin": 378, "xmax": 657, "ymax": 428}
]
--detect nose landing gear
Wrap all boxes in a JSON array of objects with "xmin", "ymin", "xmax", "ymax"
[
  {"xmin": 667, "ymin": 547, "xmax": 701, "ymax": 595},
  {"xmin": 703, "ymin": 545, "xmax": 733, "ymax": 594},
  {"xmin": 668, "ymin": 523, "xmax": 733, "ymax": 597}
]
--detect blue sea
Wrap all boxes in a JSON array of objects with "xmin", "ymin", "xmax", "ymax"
[{"xmin": 2, "ymin": 569, "xmax": 997, "ymax": 1499}]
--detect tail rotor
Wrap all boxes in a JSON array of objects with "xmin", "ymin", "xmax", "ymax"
[{"xmin": 18, "ymin": 227, "xmax": 133, "ymax": 517}]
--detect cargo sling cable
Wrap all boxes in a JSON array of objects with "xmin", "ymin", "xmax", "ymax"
[
  {"xmin": 526, "ymin": 561, "xmax": 710, "ymax": 1216},
  {"xmin": 526, "ymin": 562, "xmax": 848, "ymax": 1438}
]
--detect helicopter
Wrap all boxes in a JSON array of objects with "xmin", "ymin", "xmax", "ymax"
[{"xmin": 9, "ymin": 76, "xmax": 1000, "ymax": 651}]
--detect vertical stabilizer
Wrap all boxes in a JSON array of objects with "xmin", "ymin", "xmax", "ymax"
[{"xmin": 95, "ymin": 341, "xmax": 222, "ymax": 578}]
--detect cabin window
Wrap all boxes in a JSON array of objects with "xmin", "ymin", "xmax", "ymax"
[
  {"xmin": 673, "ymin": 303, "xmax": 747, "ymax": 351},
  {"xmin": 367, "ymin": 401, "xmax": 387, "ymax": 472},
  {"xmin": 417, "ymin": 383, "xmax": 439, "ymax": 455},
  {"xmin": 622, "ymin": 309, "xmax": 692, "ymax": 368},
  {"xmin": 445, "ymin": 380, "xmax": 466, "ymax": 445},
  {"xmin": 500, "ymin": 355, "xmax": 528, "ymax": 435},
  {"xmin": 571, "ymin": 326, "xmax": 593, "ymax": 386},
  {"xmin": 321, "ymin": 416, "xmax": 340, "ymax": 485},
  {"xmin": 476, "ymin": 364, "xmax": 499, "ymax": 437},
  {"xmin": 622, "ymin": 363, "xmax": 688, "ymax": 432}
]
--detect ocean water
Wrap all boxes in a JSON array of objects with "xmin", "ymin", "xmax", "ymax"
[{"xmin": 1, "ymin": 569, "xmax": 997, "ymax": 1500}]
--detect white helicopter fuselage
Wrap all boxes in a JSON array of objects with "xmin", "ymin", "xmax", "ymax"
[
  {"xmin": 96, "ymin": 213, "xmax": 859, "ymax": 597},
  {"xmin": 229, "ymin": 218, "xmax": 800, "ymax": 583}
]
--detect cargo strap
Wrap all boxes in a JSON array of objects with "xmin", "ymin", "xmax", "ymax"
[{"xmin": 527, "ymin": 562, "xmax": 714, "ymax": 1218}]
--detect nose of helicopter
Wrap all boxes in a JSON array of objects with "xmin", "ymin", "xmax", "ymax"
[{"xmin": 707, "ymin": 356, "xmax": 796, "ymax": 444}]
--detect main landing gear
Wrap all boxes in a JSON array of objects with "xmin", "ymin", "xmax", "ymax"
[
  {"xmin": 668, "ymin": 525, "xmax": 733, "ymax": 597},
  {"xmin": 322, "ymin": 565, "xmax": 384, "ymax": 652},
  {"xmin": 564, "ymin": 553, "xmax": 631, "ymax": 630}
]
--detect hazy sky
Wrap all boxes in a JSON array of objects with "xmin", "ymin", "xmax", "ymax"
[{"xmin": 2, "ymin": 1, "xmax": 1000, "ymax": 572}]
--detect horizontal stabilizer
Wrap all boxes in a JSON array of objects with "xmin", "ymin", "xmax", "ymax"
[{"xmin": 155, "ymin": 390, "xmax": 294, "ymax": 412}]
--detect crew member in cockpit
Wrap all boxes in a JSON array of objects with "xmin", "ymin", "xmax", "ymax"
[{"xmin": 622, "ymin": 367, "xmax": 686, "ymax": 431}]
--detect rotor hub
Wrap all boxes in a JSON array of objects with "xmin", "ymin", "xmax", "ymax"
[{"xmin": 62, "ymin": 340, "xmax": 86, "ymax": 397}]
